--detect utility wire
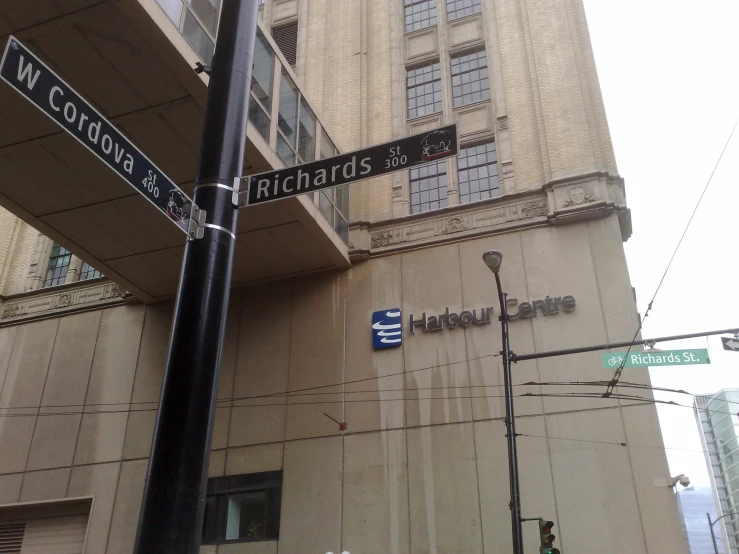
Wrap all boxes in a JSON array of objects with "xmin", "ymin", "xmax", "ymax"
[
  {"xmin": 604, "ymin": 119, "xmax": 739, "ymax": 397},
  {"xmin": 0, "ymin": 389, "xmax": 735, "ymax": 419}
]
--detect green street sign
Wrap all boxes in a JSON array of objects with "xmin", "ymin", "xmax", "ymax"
[{"xmin": 602, "ymin": 349, "xmax": 710, "ymax": 369}]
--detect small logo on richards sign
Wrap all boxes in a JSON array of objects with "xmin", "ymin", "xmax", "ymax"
[{"xmin": 372, "ymin": 309, "xmax": 402, "ymax": 350}]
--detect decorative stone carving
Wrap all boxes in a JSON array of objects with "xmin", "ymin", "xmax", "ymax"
[
  {"xmin": 441, "ymin": 216, "xmax": 467, "ymax": 234},
  {"xmin": 563, "ymin": 186, "xmax": 595, "ymax": 207},
  {"xmin": 371, "ymin": 230, "xmax": 402, "ymax": 248},
  {"xmin": 521, "ymin": 200, "xmax": 547, "ymax": 218},
  {"xmin": 368, "ymin": 196, "xmax": 549, "ymax": 251},
  {"xmin": 0, "ymin": 280, "xmax": 132, "ymax": 324},
  {"xmin": 497, "ymin": 115, "xmax": 508, "ymax": 130}
]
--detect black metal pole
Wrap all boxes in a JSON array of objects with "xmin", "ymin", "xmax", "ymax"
[
  {"xmin": 496, "ymin": 273, "xmax": 525, "ymax": 554},
  {"xmin": 708, "ymin": 513, "xmax": 720, "ymax": 554},
  {"xmin": 512, "ymin": 327, "xmax": 739, "ymax": 362},
  {"xmin": 133, "ymin": 1, "xmax": 258, "ymax": 552}
]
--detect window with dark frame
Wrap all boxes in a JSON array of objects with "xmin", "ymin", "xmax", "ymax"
[
  {"xmin": 407, "ymin": 62, "xmax": 442, "ymax": 119},
  {"xmin": 404, "ymin": 0, "xmax": 438, "ymax": 33},
  {"xmin": 79, "ymin": 262, "xmax": 102, "ymax": 281},
  {"xmin": 451, "ymin": 49, "xmax": 490, "ymax": 107},
  {"xmin": 446, "ymin": 0, "xmax": 482, "ymax": 21},
  {"xmin": 410, "ymin": 160, "xmax": 448, "ymax": 214},
  {"xmin": 202, "ymin": 471, "xmax": 282, "ymax": 545},
  {"xmin": 458, "ymin": 141, "xmax": 499, "ymax": 204},
  {"xmin": 43, "ymin": 243, "xmax": 72, "ymax": 287}
]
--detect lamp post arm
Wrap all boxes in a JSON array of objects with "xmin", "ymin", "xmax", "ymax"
[
  {"xmin": 709, "ymin": 512, "xmax": 739, "ymax": 526},
  {"xmin": 707, "ymin": 512, "xmax": 738, "ymax": 554}
]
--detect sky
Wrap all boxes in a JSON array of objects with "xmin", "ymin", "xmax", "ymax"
[{"xmin": 581, "ymin": 0, "xmax": 739, "ymax": 487}]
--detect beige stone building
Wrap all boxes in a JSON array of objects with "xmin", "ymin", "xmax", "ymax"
[{"xmin": 0, "ymin": 0, "xmax": 688, "ymax": 552}]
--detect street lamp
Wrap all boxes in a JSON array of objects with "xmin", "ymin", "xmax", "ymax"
[
  {"xmin": 707, "ymin": 512, "xmax": 738, "ymax": 554},
  {"xmin": 482, "ymin": 250, "xmax": 524, "ymax": 554}
]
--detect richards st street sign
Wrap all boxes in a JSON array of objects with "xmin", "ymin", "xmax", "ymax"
[
  {"xmin": 602, "ymin": 349, "xmax": 710, "ymax": 369},
  {"xmin": 242, "ymin": 124, "xmax": 458, "ymax": 206}
]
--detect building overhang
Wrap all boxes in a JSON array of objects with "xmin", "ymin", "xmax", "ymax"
[{"xmin": 0, "ymin": 0, "xmax": 349, "ymax": 302}]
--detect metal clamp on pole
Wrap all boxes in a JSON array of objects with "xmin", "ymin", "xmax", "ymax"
[
  {"xmin": 186, "ymin": 203, "xmax": 206, "ymax": 240},
  {"xmin": 194, "ymin": 178, "xmax": 242, "ymax": 208},
  {"xmin": 237, "ymin": 175, "xmax": 249, "ymax": 208}
]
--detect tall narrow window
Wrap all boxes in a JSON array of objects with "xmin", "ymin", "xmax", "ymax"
[
  {"xmin": 44, "ymin": 244, "xmax": 71, "ymax": 287},
  {"xmin": 298, "ymin": 99, "xmax": 317, "ymax": 162},
  {"xmin": 407, "ymin": 62, "xmax": 442, "ymax": 119},
  {"xmin": 451, "ymin": 49, "xmax": 490, "ymax": 107},
  {"xmin": 249, "ymin": 30, "xmax": 275, "ymax": 142},
  {"xmin": 182, "ymin": 7, "xmax": 215, "ymax": 63},
  {"xmin": 277, "ymin": 69, "xmax": 299, "ymax": 146},
  {"xmin": 458, "ymin": 141, "xmax": 499, "ymax": 204},
  {"xmin": 187, "ymin": 0, "xmax": 221, "ymax": 36},
  {"xmin": 404, "ymin": 0, "xmax": 437, "ymax": 33},
  {"xmin": 410, "ymin": 160, "xmax": 447, "ymax": 214},
  {"xmin": 79, "ymin": 262, "xmax": 102, "ymax": 281},
  {"xmin": 273, "ymin": 22, "xmax": 298, "ymax": 68},
  {"xmin": 446, "ymin": 0, "xmax": 481, "ymax": 21},
  {"xmin": 202, "ymin": 471, "xmax": 282, "ymax": 544}
]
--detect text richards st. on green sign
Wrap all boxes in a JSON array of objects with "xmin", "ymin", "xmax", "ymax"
[{"xmin": 602, "ymin": 349, "xmax": 710, "ymax": 369}]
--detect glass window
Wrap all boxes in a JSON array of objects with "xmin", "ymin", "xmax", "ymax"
[
  {"xmin": 249, "ymin": 99, "xmax": 271, "ymax": 141},
  {"xmin": 298, "ymin": 99, "xmax": 317, "ymax": 162},
  {"xmin": 410, "ymin": 160, "xmax": 447, "ymax": 214},
  {"xmin": 319, "ymin": 191, "xmax": 334, "ymax": 227},
  {"xmin": 404, "ymin": 0, "xmax": 437, "ymax": 33},
  {"xmin": 446, "ymin": 0, "xmax": 482, "ymax": 21},
  {"xmin": 44, "ymin": 244, "xmax": 71, "ymax": 287},
  {"xmin": 320, "ymin": 132, "xmax": 338, "ymax": 160},
  {"xmin": 276, "ymin": 134, "xmax": 296, "ymax": 167},
  {"xmin": 458, "ymin": 141, "xmax": 499, "ymax": 204},
  {"xmin": 183, "ymin": 9, "xmax": 215, "ymax": 63},
  {"xmin": 187, "ymin": 0, "xmax": 220, "ymax": 36},
  {"xmin": 252, "ymin": 31, "xmax": 275, "ymax": 110},
  {"xmin": 155, "ymin": 0, "xmax": 183, "ymax": 25},
  {"xmin": 202, "ymin": 471, "xmax": 281, "ymax": 544},
  {"xmin": 451, "ymin": 49, "xmax": 490, "ymax": 107},
  {"xmin": 334, "ymin": 183, "xmax": 349, "ymax": 219},
  {"xmin": 277, "ymin": 69, "xmax": 299, "ymax": 146},
  {"xmin": 79, "ymin": 262, "xmax": 102, "ymax": 281},
  {"xmin": 407, "ymin": 63, "xmax": 442, "ymax": 119}
]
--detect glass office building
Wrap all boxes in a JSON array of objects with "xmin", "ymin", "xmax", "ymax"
[{"xmin": 676, "ymin": 486, "xmax": 725, "ymax": 554}]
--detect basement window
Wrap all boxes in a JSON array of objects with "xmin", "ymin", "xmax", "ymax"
[{"xmin": 202, "ymin": 471, "xmax": 282, "ymax": 544}]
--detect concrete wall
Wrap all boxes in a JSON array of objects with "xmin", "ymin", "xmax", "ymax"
[{"xmin": 0, "ymin": 215, "xmax": 685, "ymax": 553}]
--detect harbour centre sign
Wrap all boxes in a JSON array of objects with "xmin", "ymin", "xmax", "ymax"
[
  {"xmin": 0, "ymin": 37, "xmax": 195, "ymax": 234},
  {"xmin": 243, "ymin": 124, "xmax": 458, "ymax": 206}
]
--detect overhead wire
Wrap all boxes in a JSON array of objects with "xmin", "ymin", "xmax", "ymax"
[{"xmin": 603, "ymin": 119, "xmax": 739, "ymax": 397}]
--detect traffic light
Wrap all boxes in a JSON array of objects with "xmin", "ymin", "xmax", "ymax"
[{"xmin": 539, "ymin": 519, "xmax": 560, "ymax": 554}]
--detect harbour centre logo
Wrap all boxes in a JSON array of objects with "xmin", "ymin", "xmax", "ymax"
[{"xmin": 372, "ymin": 309, "xmax": 402, "ymax": 350}]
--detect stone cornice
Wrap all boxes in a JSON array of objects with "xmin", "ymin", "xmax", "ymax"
[
  {"xmin": 349, "ymin": 171, "xmax": 630, "ymax": 259},
  {"xmin": 0, "ymin": 279, "xmax": 135, "ymax": 326}
]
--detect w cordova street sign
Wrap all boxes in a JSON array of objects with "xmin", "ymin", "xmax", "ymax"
[{"xmin": 0, "ymin": 36, "xmax": 197, "ymax": 235}]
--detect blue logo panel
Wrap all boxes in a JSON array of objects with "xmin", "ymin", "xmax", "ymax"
[{"xmin": 372, "ymin": 309, "xmax": 402, "ymax": 350}]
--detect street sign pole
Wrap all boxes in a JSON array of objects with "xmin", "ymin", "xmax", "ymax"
[{"xmin": 132, "ymin": 1, "xmax": 258, "ymax": 552}]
